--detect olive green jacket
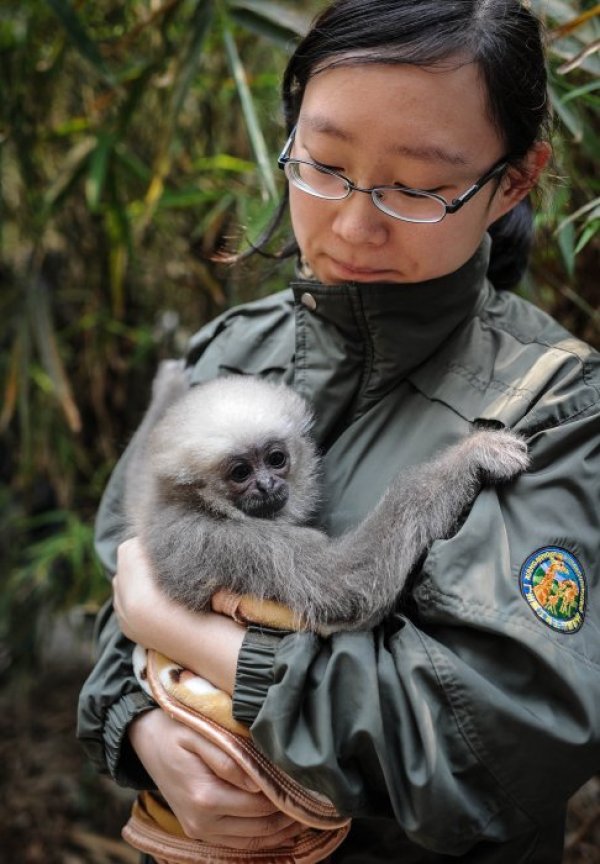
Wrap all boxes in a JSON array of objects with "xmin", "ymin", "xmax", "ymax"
[{"xmin": 77, "ymin": 238, "xmax": 600, "ymax": 863}]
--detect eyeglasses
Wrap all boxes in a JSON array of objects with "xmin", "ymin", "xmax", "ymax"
[{"xmin": 277, "ymin": 126, "xmax": 508, "ymax": 225}]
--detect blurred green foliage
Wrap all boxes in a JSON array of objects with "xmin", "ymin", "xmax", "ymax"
[
  {"xmin": 0, "ymin": 0, "xmax": 598, "ymax": 674},
  {"xmin": 526, "ymin": 0, "xmax": 600, "ymax": 338}
]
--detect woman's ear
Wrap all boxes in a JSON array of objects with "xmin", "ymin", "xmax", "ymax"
[{"xmin": 487, "ymin": 141, "xmax": 551, "ymax": 225}]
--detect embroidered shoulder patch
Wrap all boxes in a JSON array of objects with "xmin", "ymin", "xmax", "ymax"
[{"xmin": 519, "ymin": 546, "xmax": 585, "ymax": 633}]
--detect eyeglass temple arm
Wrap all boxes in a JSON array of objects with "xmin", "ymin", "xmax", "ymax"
[
  {"xmin": 278, "ymin": 126, "xmax": 297, "ymax": 168},
  {"xmin": 445, "ymin": 161, "xmax": 508, "ymax": 214}
]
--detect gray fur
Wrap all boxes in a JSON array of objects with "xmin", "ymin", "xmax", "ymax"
[{"xmin": 125, "ymin": 364, "xmax": 529, "ymax": 631}]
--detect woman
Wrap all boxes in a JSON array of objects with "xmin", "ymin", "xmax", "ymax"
[{"xmin": 77, "ymin": 1, "xmax": 600, "ymax": 862}]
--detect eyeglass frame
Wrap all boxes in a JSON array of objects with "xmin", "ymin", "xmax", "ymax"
[{"xmin": 277, "ymin": 125, "xmax": 509, "ymax": 225}]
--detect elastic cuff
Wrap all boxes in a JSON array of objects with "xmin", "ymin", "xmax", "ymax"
[
  {"xmin": 232, "ymin": 625, "xmax": 288, "ymax": 727},
  {"xmin": 105, "ymin": 690, "xmax": 157, "ymax": 789}
]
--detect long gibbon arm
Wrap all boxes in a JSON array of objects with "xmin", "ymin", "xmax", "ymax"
[{"xmin": 141, "ymin": 423, "xmax": 527, "ymax": 631}]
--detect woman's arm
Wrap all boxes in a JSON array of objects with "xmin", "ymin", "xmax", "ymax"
[{"xmin": 114, "ymin": 537, "xmax": 244, "ymax": 694}]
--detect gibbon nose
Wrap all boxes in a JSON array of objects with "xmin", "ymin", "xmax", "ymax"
[{"xmin": 255, "ymin": 472, "xmax": 275, "ymax": 494}]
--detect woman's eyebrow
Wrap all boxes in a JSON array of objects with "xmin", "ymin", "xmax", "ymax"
[
  {"xmin": 299, "ymin": 114, "xmax": 470, "ymax": 166},
  {"xmin": 392, "ymin": 143, "xmax": 469, "ymax": 166},
  {"xmin": 300, "ymin": 114, "xmax": 354, "ymax": 141}
]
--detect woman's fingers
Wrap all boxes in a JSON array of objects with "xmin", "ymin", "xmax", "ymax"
[
  {"xmin": 207, "ymin": 814, "xmax": 308, "ymax": 849},
  {"xmin": 182, "ymin": 730, "xmax": 260, "ymax": 793},
  {"xmin": 129, "ymin": 709, "xmax": 306, "ymax": 849}
]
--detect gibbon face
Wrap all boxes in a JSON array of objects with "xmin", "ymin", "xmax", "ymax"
[
  {"xmin": 221, "ymin": 439, "xmax": 291, "ymax": 518},
  {"xmin": 147, "ymin": 376, "xmax": 321, "ymax": 525}
]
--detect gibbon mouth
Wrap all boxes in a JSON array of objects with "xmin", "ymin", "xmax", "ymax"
[{"xmin": 238, "ymin": 488, "xmax": 289, "ymax": 519}]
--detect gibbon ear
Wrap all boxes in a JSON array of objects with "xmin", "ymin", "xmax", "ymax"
[{"xmin": 150, "ymin": 442, "xmax": 198, "ymax": 486}]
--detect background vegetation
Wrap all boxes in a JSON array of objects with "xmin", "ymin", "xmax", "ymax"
[
  {"xmin": 1, "ymin": 0, "xmax": 598, "ymax": 671},
  {"xmin": 0, "ymin": 0, "xmax": 600, "ymax": 648},
  {"xmin": 0, "ymin": 1, "xmax": 598, "ymax": 859}
]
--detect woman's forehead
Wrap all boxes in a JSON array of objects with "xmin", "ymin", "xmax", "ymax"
[
  {"xmin": 298, "ymin": 62, "xmax": 503, "ymax": 167},
  {"xmin": 298, "ymin": 111, "xmax": 471, "ymax": 168}
]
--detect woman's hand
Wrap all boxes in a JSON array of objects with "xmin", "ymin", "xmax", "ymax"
[
  {"xmin": 113, "ymin": 537, "xmax": 170, "ymax": 644},
  {"xmin": 129, "ymin": 709, "xmax": 305, "ymax": 848},
  {"xmin": 113, "ymin": 536, "xmax": 245, "ymax": 693}
]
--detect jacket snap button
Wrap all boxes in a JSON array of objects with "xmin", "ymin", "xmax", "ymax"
[{"xmin": 301, "ymin": 292, "xmax": 317, "ymax": 311}]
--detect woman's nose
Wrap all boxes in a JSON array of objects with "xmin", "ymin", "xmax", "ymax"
[{"xmin": 330, "ymin": 191, "xmax": 389, "ymax": 246}]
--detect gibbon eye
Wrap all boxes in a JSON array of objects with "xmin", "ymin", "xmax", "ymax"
[
  {"xmin": 267, "ymin": 450, "xmax": 287, "ymax": 469},
  {"xmin": 230, "ymin": 462, "xmax": 252, "ymax": 484}
]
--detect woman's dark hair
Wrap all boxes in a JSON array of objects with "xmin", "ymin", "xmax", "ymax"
[{"xmin": 249, "ymin": 0, "xmax": 550, "ymax": 288}]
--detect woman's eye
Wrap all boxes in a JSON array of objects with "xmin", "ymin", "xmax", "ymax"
[
  {"xmin": 394, "ymin": 181, "xmax": 446, "ymax": 194},
  {"xmin": 230, "ymin": 463, "xmax": 252, "ymax": 483},
  {"xmin": 304, "ymin": 149, "xmax": 343, "ymax": 172},
  {"xmin": 314, "ymin": 159, "xmax": 342, "ymax": 172},
  {"xmin": 267, "ymin": 450, "xmax": 287, "ymax": 469}
]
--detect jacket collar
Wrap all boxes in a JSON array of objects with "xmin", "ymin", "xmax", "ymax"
[{"xmin": 290, "ymin": 235, "xmax": 491, "ymax": 447}]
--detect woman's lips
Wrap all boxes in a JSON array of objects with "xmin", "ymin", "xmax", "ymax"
[{"xmin": 327, "ymin": 257, "xmax": 396, "ymax": 281}]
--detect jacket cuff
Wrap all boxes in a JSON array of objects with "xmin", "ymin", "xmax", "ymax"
[
  {"xmin": 105, "ymin": 691, "xmax": 158, "ymax": 789},
  {"xmin": 232, "ymin": 625, "xmax": 289, "ymax": 727}
]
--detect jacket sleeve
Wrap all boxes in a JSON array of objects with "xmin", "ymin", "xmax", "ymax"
[
  {"xmin": 232, "ymin": 404, "xmax": 600, "ymax": 855},
  {"xmin": 76, "ymin": 443, "xmax": 158, "ymax": 788}
]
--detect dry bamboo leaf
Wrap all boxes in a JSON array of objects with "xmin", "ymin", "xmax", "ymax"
[
  {"xmin": 557, "ymin": 38, "xmax": 600, "ymax": 74},
  {"xmin": 29, "ymin": 274, "xmax": 82, "ymax": 433},
  {"xmin": 549, "ymin": 4, "xmax": 600, "ymax": 40},
  {"xmin": 0, "ymin": 335, "xmax": 21, "ymax": 432}
]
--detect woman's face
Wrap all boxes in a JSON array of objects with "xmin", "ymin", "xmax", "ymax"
[{"xmin": 289, "ymin": 62, "xmax": 527, "ymax": 284}]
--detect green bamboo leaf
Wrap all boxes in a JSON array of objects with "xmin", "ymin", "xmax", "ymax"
[
  {"xmin": 229, "ymin": 0, "xmax": 311, "ymax": 36},
  {"xmin": 52, "ymin": 117, "xmax": 91, "ymax": 136},
  {"xmin": 159, "ymin": 187, "xmax": 224, "ymax": 209},
  {"xmin": 171, "ymin": 0, "xmax": 215, "ymax": 119},
  {"xmin": 548, "ymin": 81, "xmax": 583, "ymax": 141},
  {"xmin": 557, "ymin": 196, "xmax": 600, "ymax": 232},
  {"xmin": 115, "ymin": 60, "xmax": 164, "ymax": 137},
  {"xmin": 193, "ymin": 154, "xmax": 257, "ymax": 173},
  {"xmin": 45, "ymin": 0, "xmax": 115, "ymax": 85},
  {"xmin": 44, "ymin": 137, "xmax": 96, "ymax": 211},
  {"xmin": 222, "ymin": 24, "xmax": 277, "ymax": 202},
  {"xmin": 229, "ymin": 0, "xmax": 311, "ymax": 46},
  {"xmin": 228, "ymin": 9, "xmax": 299, "ymax": 48},
  {"xmin": 114, "ymin": 144, "xmax": 151, "ymax": 182},
  {"xmin": 560, "ymin": 80, "xmax": 600, "ymax": 103},
  {"xmin": 104, "ymin": 205, "xmax": 130, "ymax": 319},
  {"xmin": 85, "ymin": 133, "xmax": 113, "ymax": 212},
  {"xmin": 584, "ymin": 204, "xmax": 600, "ymax": 224},
  {"xmin": 556, "ymin": 220, "xmax": 576, "ymax": 278},
  {"xmin": 574, "ymin": 220, "xmax": 599, "ymax": 255}
]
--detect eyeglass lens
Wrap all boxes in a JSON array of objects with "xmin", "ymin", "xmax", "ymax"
[{"xmin": 284, "ymin": 161, "xmax": 446, "ymax": 223}]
